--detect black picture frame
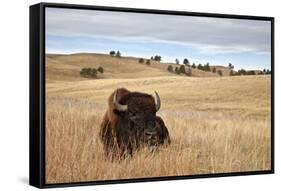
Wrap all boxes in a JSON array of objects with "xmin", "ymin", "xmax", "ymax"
[{"xmin": 29, "ymin": 2, "xmax": 275, "ymax": 189}]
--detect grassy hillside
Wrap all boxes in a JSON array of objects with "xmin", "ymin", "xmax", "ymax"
[
  {"xmin": 46, "ymin": 53, "xmax": 228, "ymax": 82},
  {"xmin": 46, "ymin": 53, "xmax": 176, "ymax": 82}
]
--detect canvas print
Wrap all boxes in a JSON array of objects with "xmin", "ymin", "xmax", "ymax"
[{"xmin": 45, "ymin": 7, "xmax": 272, "ymax": 184}]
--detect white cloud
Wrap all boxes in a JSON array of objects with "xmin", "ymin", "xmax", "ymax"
[{"xmin": 46, "ymin": 7, "xmax": 271, "ymax": 55}]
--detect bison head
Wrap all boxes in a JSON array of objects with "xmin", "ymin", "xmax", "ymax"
[{"xmin": 112, "ymin": 89, "xmax": 161, "ymax": 143}]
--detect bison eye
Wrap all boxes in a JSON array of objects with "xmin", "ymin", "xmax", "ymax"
[{"xmin": 130, "ymin": 112, "xmax": 136, "ymax": 117}]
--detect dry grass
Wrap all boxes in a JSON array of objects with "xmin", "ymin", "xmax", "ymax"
[
  {"xmin": 46, "ymin": 97, "xmax": 270, "ymax": 183},
  {"xmin": 46, "ymin": 71, "xmax": 271, "ymax": 183}
]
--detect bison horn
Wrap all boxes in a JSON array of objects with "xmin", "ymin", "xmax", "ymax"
[
  {"xmin": 154, "ymin": 91, "xmax": 161, "ymax": 112},
  {"xmin": 113, "ymin": 89, "xmax": 128, "ymax": 112}
]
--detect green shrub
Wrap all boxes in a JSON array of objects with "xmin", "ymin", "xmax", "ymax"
[
  {"xmin": 152, "ymin": 55, "xmax": 161, "ymax": 61},
  {"xmin": 175, "ymin": 59, "xmax": 179, "ymax": 65},
  {"xmin": 183, "ymin": 58, "xmax": 189, "ymax": 66},
  {"xmin": 179, "ymin": 65, "xmax": 186, "ymax": 74},
  {"xmin": 91, "ymin": 68, "xmax": 98, "ymax": 78},
  {"xmin": 80, "ymin": 67, "xmax": 103, "ymax": 78},
  {"xmin": 197, "ymin": 64, "xmax": 203, "ymax": 70},
  {"xmin": 203, "ymin": 63, "xmax": 211, "ymax": 71},
  {"xmin": 167, "ymin": 65, "xmax": 173, "ymax": 72},
  {"xmin": 139, "ymin": 58, "xmax": 144, "ymax": 63},
  {"xmin": 175, "ymin": 67, "xmax": 180, "ymax": 74},
  {"xmin": 116, "ymin": 51, "xmax": 121, "ymax": 57},
  {"xmin": 97, "ymin": 66, "xmax": 104, "ymax": 74},
  {"xmin": 109, "ymin": 51, "xmax": 115, "ymax": 56},
  {"xmin": 237, "ymin": 69, "xmax": 246, "ymax": 75},
  {"xmin": 146, "ymin": 60, "xmax": 151, "ymax": 65}
]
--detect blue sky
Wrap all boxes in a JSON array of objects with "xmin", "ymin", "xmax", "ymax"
[{"xmin": 46, "ymin": 8, "xmax": 271, "ymax": 70}]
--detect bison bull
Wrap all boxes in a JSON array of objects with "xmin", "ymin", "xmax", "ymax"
[{"xmin": 99, "ymin": 88, "xmax": 170, "ymax": 158}]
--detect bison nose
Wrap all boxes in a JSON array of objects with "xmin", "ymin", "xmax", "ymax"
[{"xmin": 145, "ymin": 131, "xmax": 157, "ymax": 137}]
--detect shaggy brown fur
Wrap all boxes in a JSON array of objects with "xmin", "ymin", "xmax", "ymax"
[
  {"xmin": 99, "ymin": 88, "xmax": 130, "ymax": 157},
  {"xmin": 99, "ymin": 88, "xmax": 170, "ymax": 159}
]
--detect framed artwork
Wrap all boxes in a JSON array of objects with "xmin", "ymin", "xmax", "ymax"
[{"xmin": 29, "ymin": 2, "xmax": 274, "ymax": 188}]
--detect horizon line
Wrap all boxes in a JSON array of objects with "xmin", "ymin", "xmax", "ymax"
[{"xmin": 45, "ymin": 51, "xmax": 271, "ymax": 71}]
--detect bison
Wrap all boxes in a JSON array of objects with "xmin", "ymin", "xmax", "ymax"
[{"xmin": 99, "ymin": 88, "xmax": 170, "ymax": 159}]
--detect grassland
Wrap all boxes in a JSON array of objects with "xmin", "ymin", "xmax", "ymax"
[{"xmin": 45, "ymin": 53, "xmax": 271, "ymax": 184}]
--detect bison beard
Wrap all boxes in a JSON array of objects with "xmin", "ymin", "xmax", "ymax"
[{"xmin": 99, "ymin": 88, "xmax": 170, "ymax": 159}]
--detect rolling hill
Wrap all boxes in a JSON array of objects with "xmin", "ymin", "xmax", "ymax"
[{"xmin": 46, "ymin": 53, "xmax": 231, "ymax": 82}]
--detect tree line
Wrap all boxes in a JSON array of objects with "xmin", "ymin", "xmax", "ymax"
[
  {"xmin": 232, "ymin": 68, "xmax": 271, "ymax": 76},
  {"xmin": 138, "ymin": 55, "xmax": 162, "ymax": 64},
  {"xmin": 108, "ymin": 51, "xmax": 271, "ymax": 77}
]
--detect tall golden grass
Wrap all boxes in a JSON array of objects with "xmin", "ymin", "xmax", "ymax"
[{"xmin": 46, "ymin": 75, "xmax": 271, "ymax": 184}]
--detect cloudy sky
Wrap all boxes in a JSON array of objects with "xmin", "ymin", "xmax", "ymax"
[{"xmin": 46, "ymin": 7, "xmax": 271, "ymax": 70}]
